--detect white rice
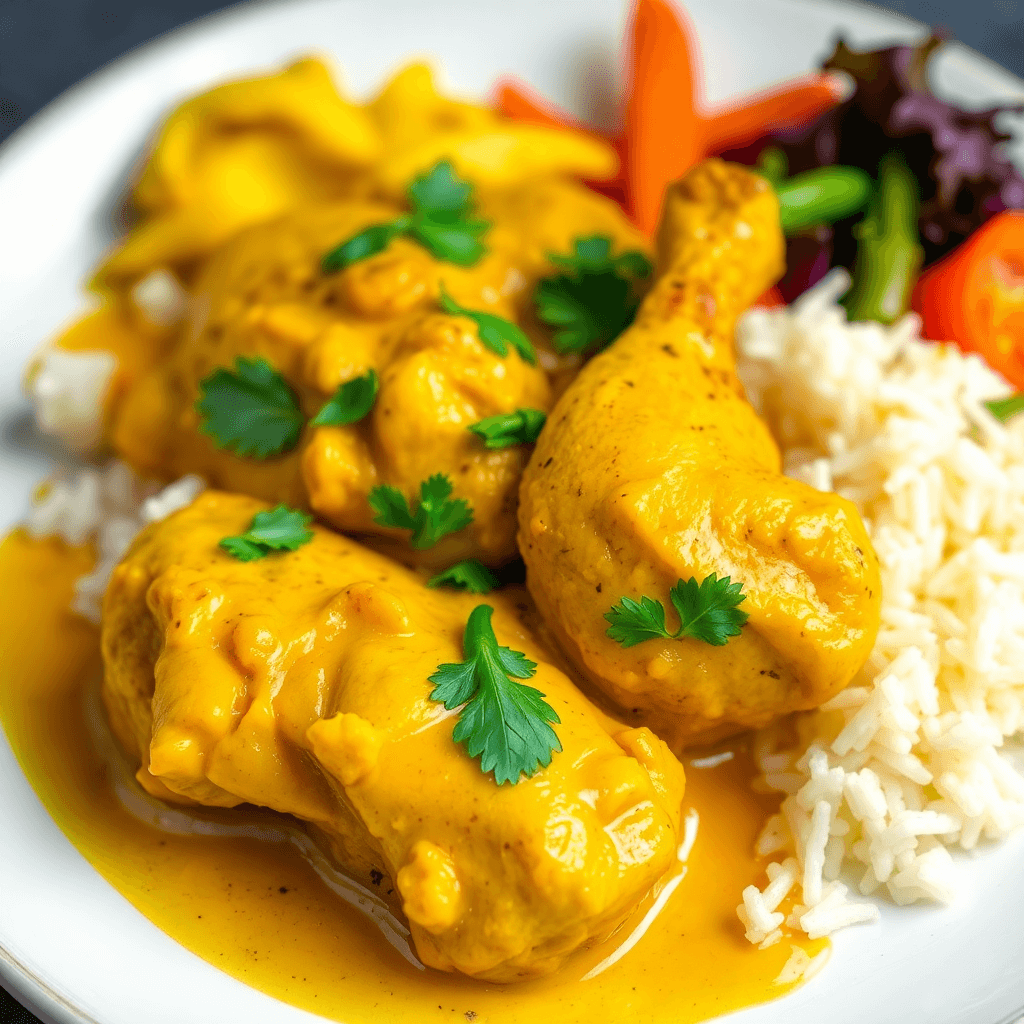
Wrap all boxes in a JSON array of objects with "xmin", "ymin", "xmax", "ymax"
[
  {"xmin": 25, "ymin": 348, "xmax": 117, "ymax": 453},
  {"xmin": 26, "ymin": 462, "xmax": 205, "ymax": 623},
  {"xmin": 24, "ymin": 269, "xmax": 186, "ymax": 455},
  {"xmin": 131, "ymin": 269, "xmax": 188, "ymax": 328},
  {"xmin": 733, "ymin": 269, "xmax": 1024, "ymax": 942},
  {"xmin": 21, "ymin": 265, "xmax": 1024, "ymax": 948},
  {"xmin": 23, "ymin": 266, "xmax": 198, "ymax": 621}
]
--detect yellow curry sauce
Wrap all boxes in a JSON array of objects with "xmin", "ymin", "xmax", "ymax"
[
  {"xmin": 520, "ymin": 161, "xmax": 881, "ymax": 751},
  {"xmin": 0, "ymin": 531, "xmax": 825, "ymax": 1024}
]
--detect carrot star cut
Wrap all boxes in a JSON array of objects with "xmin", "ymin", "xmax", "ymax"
[{"xmin": 493, "ymin": 0, "xmax": 844, "ymax": 236}]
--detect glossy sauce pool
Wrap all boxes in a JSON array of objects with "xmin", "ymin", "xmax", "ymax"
[{"xmin": 0, "ymin": 531, "xmax": 825, "ymax": 1023}]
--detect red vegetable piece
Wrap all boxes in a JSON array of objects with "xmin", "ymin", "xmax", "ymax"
[
  {"xmin": 624, "ymin": 0, "xmax": 704, "ymax": 234},
  {"xmin": 494, "ymin": 78, "xmax": 583, "ymax": 130},
  {"xmin": 754, "ymin": 286, "xmax": 786, "ymax": 308},
  {"xmin": 703, "ymin": 74, "xmax": 847, "ymax": 155},
  {"xmin": 912, "ymin": 211, "xmax": 1024, "ymax": 387}
]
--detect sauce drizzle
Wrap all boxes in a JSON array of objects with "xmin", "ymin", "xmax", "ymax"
[{"xmin": 0, "ymin": 532, "xmax": 825, "ymax": 1024}]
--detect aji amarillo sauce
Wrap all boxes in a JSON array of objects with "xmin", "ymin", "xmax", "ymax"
[{"xmin": 0, "ymin": 531, "xmax": 826, "ymax": 1023}]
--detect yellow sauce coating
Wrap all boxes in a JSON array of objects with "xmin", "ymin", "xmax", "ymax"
[
  {"xmin": 0, "ymin": 531, "xmax": 824, "ymax": 1024},
  {"xmin": 107, "ymin": 180, "xmax": 644, "ymax": 571},
  {"xmin": 102, "ymin": 492, "xmax": 686, "ymax": 981},
  {"xmin": 519, "ymin": 161, "xmax": 881, "ymax": 748}
]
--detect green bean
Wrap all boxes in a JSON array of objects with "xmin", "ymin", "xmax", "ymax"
[
  {"xmin": 756, "ymin": 147, "xmax": 789, "ymax": 186},
  {"xmin": 776, "ymin": 166, "xmax": 874, "ymax": 235},
  {"xmin": 842, "ymin": 152, "xmax": 923, "ymax": 325}
]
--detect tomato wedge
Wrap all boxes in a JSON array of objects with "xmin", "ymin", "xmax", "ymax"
[{"xmin": 912, "ymin": 212, "xmax": 1024, "ymax": 387}]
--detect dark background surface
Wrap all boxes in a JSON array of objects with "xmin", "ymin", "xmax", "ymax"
[
  {"xmin": 1, "ymin": 0, "xmax": 1023, "ymax": 145},
  {"xmin": 0, "ymin": 0, "xmax": 1021, "ymax": 1021}
]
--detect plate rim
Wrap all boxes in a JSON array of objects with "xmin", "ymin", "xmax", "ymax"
[
  {"xmin": 2, "ymin": 1, "xmax": 1024, "ymax": 1023},
  {"xmin": 4, "ymin": 0, "xmax": 1024, "ymax": 173}
]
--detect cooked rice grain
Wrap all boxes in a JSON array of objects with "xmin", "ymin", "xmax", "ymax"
[
  {"xmin": 21, "ymin": 264, "xmax": 1024, "ymax": 946},
  {"xmin": 733, "ymin": 269, "xmax": 1024, "ymax": 942},
  {"xmin": 25, "ymin": 348, "xmax": 117, "ymax": 452},
  {"xmin": 27, "ymin": 462, "xmax": 205, "ymax": 622},
  {"xmin": 131, "ymin": 269, "xmax": 188, "ymax": 327}
]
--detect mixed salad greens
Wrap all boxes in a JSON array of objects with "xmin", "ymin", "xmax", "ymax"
[
  {"xmin": 728, "ymin": 37, "xmax": 1024, "ymax": 326},
  {"xmin": 734, "ymin": 35, "xmax": 1024, "ymax": 384},
  {"xmin": 498, "ymin": 8, "xmax": 1024, "ymax": 389}
]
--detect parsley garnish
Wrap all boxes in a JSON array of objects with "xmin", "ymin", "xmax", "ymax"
[
  {"xmin": 219, "ymin": 505, "xmax": 314, "ymax": 561},
  {"xmin": 985, "ymin": 395, "xmax": 1024, "ymax": 423},
  {"xmin": 605, "ymin": 573, "xmax": 749, "ymax": 648},
  {"xmin": 195, "ymin": 356, "xmax": 304, "ymax": 459},
  {"xmin": 439, "ymin": 285, "xmax": 536, "ymax": 364},
  {"xmin": 548, "ymin": 236, "xmax": 652, "ymax": 279},
  {"xmin": 429, "ymin": 604, "xmax": 561, "ymax": 785},
  {"xmin": 427, "ymin": 559, "xmax": 497, "ymax": 594},
  {"xmin": 468, "ymin": 409, "xmax": 546, "ymax": 449},
  {"xmin": 368, "ymin": 473, "xmax": 473, "ymax": 549},
  {"xmin": 321, "ymin": 161, "xmax": 490, "ymax": 271},
  {"xmin": 534, "ymin": 236, "xmax": 652, "ymax": 355},
  {"xmin": 321, "ymin": 222, "xmax": 408, "ymax": 271},
  {"xmin": 310, "ymin": 370, "xmax": 379, "ymax": 427}
]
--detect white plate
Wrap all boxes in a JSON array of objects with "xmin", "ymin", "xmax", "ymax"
[{"xmin": 2, "ymin": 1, "xmax": 1024, "ymax": 1022}]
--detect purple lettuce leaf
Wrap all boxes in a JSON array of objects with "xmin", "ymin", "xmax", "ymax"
[{"xmin": 722, "ymin": 35, "xmax": 1024, "ymax": 279}]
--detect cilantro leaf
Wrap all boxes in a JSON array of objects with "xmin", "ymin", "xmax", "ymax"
[
  {"xmin": 219, "ymin": 505, "xmax": 314, "ymax": 561},
  {"xmin": 534, "ymin": 272, "xmax": 635, "ymax": 355},
  {"xmin": 368, "ymin": 473, "xmax": 473, "ymax": 549},
  {"xmin": 604, "ymin": 595, "xmax": 671, "ymax": 647},
  {"xmin": 547, "ymin": 235, "xmax": 653, "ymax": 279},
  {"xmin": 549, "ymin": 235, "xmax": 615, "ymax": 273},
  {"xmin": 985, "ymin": 394, "xmax": 1024, "ymax": 423},
  {"xmin": 411, "ymin": 218, "xmax": 489, "ymax": 266},
  {"xmin": 310, "ymin": 370, "xmax": 379, "ymax": 427},
  {"xmin": 196, "ymin": 356, "xmax": 304, "ymax": 459},
  {"xmin": 321, "ymin": 220, "xmax": 409, "ymax": 273},
  {"xmin": 429, "ymin": 604, "xmax": 560, "ymax": 785},
  {"xmin": 416, "ymin": 474, "xmax": 474, "ymax": 548},
  {"xmin": 614, "ymin": 250, "xmax": 655, "ymax": 279},
  {"xmin": 407, "ymin": 164, "xmax": 489, "ymax": 264},
  {"xmin": 427, "ymin": 560, "xmax": 498, "ymax": 594},
  {"xmin": 439, "ymin": 285, "xmax": 536, "ymax": 364},
  {"xmin": 605, "ymin": 573, "xmax": 749, "ymax": 648},
  {"xmin": 468, "ymin": 409, "xmax": 546, "ymax": 449},
  {"xmin": 407, "ymin": 161, "xmax": 473, "ymax": 221},
  {"xmin": 429, "ymin": 658, "xmax": 477, "ymax": 708},
  {"xmin": 534, "ymin": 236, "xmax": 652, "ymax": 356},
  {"xmin": 321, "ymin": 161, "xmax": 489, "ymax": 271},
  {"xmin": 367, "ymin": 485, "xmax": 417, "ymax": 531},
  {"xmin": 668, "ymin": 574, "xmax": 748, "ymax": 646}
]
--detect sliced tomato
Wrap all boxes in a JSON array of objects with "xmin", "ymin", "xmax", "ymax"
[{"xmin": 912, "ymin": 212, "xmax": 1024, "ymax": 387}]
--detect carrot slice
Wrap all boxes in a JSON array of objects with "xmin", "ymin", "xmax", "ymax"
[
  {"xmin": 624, "ymin": 0, "xmax": 704, "ymax": 234},
  {"xmin": 495, "ymin": 7, "xmax": 845, "ymax": 237},
  {"xmin": 494, "ymin": 78, "xmax": 582, "ymax": 130},
  {"xmin": 753, "ymin": 286, "xmax": 785, "ymax": 308},
  {"xmin": 703, "ymin": 74, "xmax": 847, "ymax": 154}
]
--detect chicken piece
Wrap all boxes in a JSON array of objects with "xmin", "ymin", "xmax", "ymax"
[
  {"xmin": 368, "ymin": 62, "xmax": 617, "ymax": 196},
  {"xmin": 97, "ymin": 59, "xmax": 381, "ymax": 286},
  {"xmin": 36, "ymin": 58, "xmax": 634, "ymax": 555},
  {"xmin": 94, "ymin": 58, "xmax": 616, "ymax": 290},
  {"xmin": 101, "ymin": 491, "xmax": 685, "ymax": 982},
  {"xmin": 518, "ymin": 160, "xmax": 882, "ymax": 747},
  {"xmin": 109, "ymin": 179, "xmax": 647, "ymax": 569}
]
